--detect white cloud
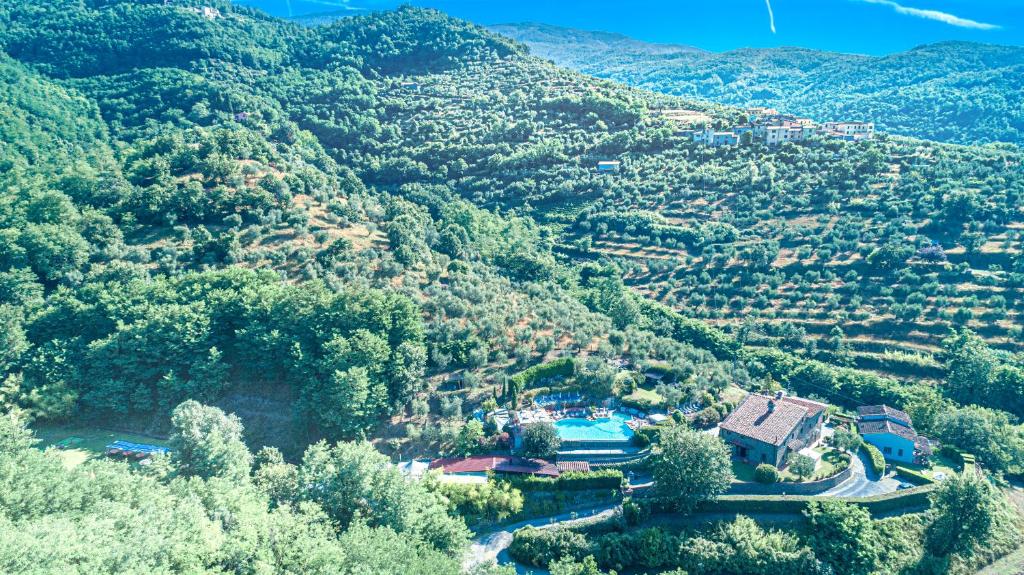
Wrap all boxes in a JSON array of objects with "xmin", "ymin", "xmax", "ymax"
[{"xmin": 855, "ymin": 0, "xmax": 1000, "ymax": 30}]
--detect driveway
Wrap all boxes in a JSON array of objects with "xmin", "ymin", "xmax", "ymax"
[
  {"xmin": 463, "ymin": 504, "xmax": 620, "ymax": 574},
  {"xmin": 821, "ymin": 448, "xmax": 899, "ymax": 497}
]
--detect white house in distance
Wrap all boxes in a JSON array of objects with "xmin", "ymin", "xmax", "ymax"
[
  {"xmin": 856, "ymin": 405, "xmax": 931, "ymax": 464},
  {"xmin": 597, "ymin": 160, "xmax": 621, "ymax": 172},
  {"xmin": 822, "ymin": 121, "xmax": 875, "ymax": 141},
  {"xmin": 676, "ymin": 109, "xmax": 875, "ymax": 148},
  {"xmin": 183, "ymin": 5, "xmax": 222, "ymax": 20},
  {"xmin": 690, "ymin": 127, "xmax": 739, "ymax": 147}
]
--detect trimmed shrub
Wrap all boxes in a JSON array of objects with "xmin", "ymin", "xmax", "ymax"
[
  {"xmin": 509, "ymin": 357, "xmax": 575, "ymax": 396},
  {"xmin": 862, "ymin": 443, "xmax": 886, "ymax": 475},
  {"xmin": 633, "ymin": 421, "xmax": 674, "ymax": 445},
  {"xmin": 894, "ymin": 466, "xmax": 934, "ymax": 486},
  {"xmin": 936, "ymin": 445, "xmax": 964, "ymax": 468},
  {"xmin": 632, "ymin": 430, "xmax": 652, "ymax": 448},
  {"xmin": 693, "ymin": 406, "xmax": 721, "ymax": 428},
  {"xmin": 815, "ymin": 452, "xmax": 851, "ymax": 480},
  {"xmin": 508, "ymin": 526, "xmax": 589, "ymax": 567},
  {"xmin": 622, "ymin": 498, "xmax": 650, "ymax": 526},
  {"xmin": 754, "ymin": 463, "xmax": 780, "ymax": 484},
  {"xmin": 687, "ymin": 485, "xmax": 935, "ymax": 516},
  {"xmin": 504, "ymin": 469, "xmax": 624, "ymax": 492}
]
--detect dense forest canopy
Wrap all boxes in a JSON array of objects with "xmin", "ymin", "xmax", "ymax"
[
  {"xmin": 1, "ymin": 1, "xmax": 1023, "ymax": 573},
  {"xmin": 493, "ymin": 23, "xmax": 1024, "ymax": 146}
]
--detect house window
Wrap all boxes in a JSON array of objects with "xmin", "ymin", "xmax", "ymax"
[
  {"xmin": 760, "ymin": 454, "xmax": 766, "ymax": 463},
  {"xmin": 898, "ymin": 449, "xmax": 904, "ymax": 457},
  {"xmin": 883, "ymin": 447, "xmax": 892, "ymax": 455},
  {"xmin": 738, "ymin": 446, "xmax": 748, "ymax": 458}
]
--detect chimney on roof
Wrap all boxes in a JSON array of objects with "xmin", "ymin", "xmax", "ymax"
[
  {"xmin": 775, "ymin": 390, "xmax": 785, "ymax": 400},
  {"xmin": 767, "ymin": 399, "xmax": 776, "ymax": 412}
]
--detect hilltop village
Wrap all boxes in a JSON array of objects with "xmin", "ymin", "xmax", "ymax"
[{"xmin": 667, "ymin": 107, "xmax": 875, "ymax": 147}]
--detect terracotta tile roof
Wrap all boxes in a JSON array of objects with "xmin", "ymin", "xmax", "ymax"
[
  {"xmin": 857, "ymin": 405, "xmax": 912, "ymax": 426},
  {"xmin": 858, "ymin": 419, "xmax": 918, "ymax": 442},
  {"xmin": 429, "ymin": 455, "xmax": 559, "ymax": 477},
  {"xmin": 779, "ymin": 396, "xmax": 828, "ymax": 417},
  {"xmin": 719, "ymin": 394, "xmax": 807, "ymax": 447},
  {"xmin": 915, "ymin": 435, "xmax": 934, "ymax": 456},
  {"xmin": 557, "ymin": 461, "xmax": 591, "ymax": 473}
]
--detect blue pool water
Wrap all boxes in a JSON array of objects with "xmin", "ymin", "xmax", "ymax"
[{"xmin": 555, "ymin": 412, "xmax": 634, "ymax": 442}]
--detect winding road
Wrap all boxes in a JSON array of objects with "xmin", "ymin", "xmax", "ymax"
[
  {"xmin": 464, "ymin": 449, "xmax": 901, "ymax": 572},
  {"xmin": 464, "ymin": 504, "xmax": 621, "ymax": 574}
]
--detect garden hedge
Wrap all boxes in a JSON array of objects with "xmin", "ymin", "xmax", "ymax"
[
  {"xmin": 639, "ymin": 483, "xmax": 935, "ymax": 517},
  {"xmin": 754, "ymin": 464, "xmax": 779, "ymax": 484},
  {"xmin": 505, "ymin": 469, "xmax": 624, "ymax": 492},
  {"xmin": 862, "ymin": 443, "xmax": 886, "ymax": 475},
  {"xmin": 509, "ymin": 357, "xmax": 576, "ymax": 395},
  {"xmin": 894, "ymin": 466, "xmax": 934, "ymax": 486}
]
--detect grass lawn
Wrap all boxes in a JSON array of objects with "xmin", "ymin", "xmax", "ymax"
[
  {"xmin": 622, "ymin": 385, "xmax": 664, "ymax": 408},
  {"xmin": 33, "ymin": 423, "xmax": 169, "ymax": 469},
  {"xmin": 731, "ymin": 460, "xmax": 759, "ymax": 482},
  {"xmin": 733, "ymin": 449, "xmax": 847, "ymax": 483},
  {"xmin": 721, "ymin": 385, "xmax": 747, "ymax": 405},
  {"xmin": 898, "ymin": 452, "xmax": 961, "ymax": 481},
  {"xmin": 802, "ymin": 449, "xmax": 846, "ymax": 481}
]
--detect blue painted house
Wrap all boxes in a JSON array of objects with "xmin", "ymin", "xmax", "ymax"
[{"xmin": 856, "ymin": 405, "xmax": 930, "ymax": 464}]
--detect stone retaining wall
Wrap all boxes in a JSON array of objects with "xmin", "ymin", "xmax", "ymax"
[{"xmin": 727, "ymin": 464, "xmax": 853, "ymax": 495}]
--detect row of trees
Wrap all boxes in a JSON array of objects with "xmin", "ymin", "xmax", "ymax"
[{"xmin": 512, "ymin": 473, "xmax": 1016, "ymax": 575}]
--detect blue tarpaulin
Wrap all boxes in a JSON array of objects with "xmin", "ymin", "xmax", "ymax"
[{"xmin": 105, "ymin": 440, "xmax": 170, "ymax": 455}]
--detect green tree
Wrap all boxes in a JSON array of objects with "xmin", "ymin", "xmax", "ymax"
[
  {"xmin": 454, "ymin": 419, "xmax": 484, "ymax": 456},
  {"xmin": 298, "ymin": 440, "xmax": 470, "ymax": 556},
  {"xmin": 831, "ymin": 427, "xmax": 863, "ymax": 453},
  {"xmin": 942, "ymin": 330, "xmax": 996, "ymax": 406},
  {"xmin": 805, "ymin": 500, "xmax": 879, "ymax": 575},
  {"xmin": 786, "ymin": 453, "xmax": 816, "ymax": 480},
  {"xmin": 521, "ymin": 422, "xmax": 560, "ymax": 459},
  {"xmin": 926, "ymin": 472, "xmax": 1000, "ymax": 556},
  {"xmin": 169, "ymin": 400, "xmax": 252, "ymax": 482},
  {"xmin": 653, "ymin": 426, "xmax": 732, "ymax": 513},
  {"xmin": 549, "ymin": 555, "xmax": 605, "ymax": 575}
]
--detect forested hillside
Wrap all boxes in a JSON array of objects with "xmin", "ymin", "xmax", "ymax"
[
  {"xmin": 492, "ymin": 23, "xmax": 1024, "ymax": 145},
  {"xmin": 1, "ymin": 1, "xmax": 1024, "ymax": 573}
]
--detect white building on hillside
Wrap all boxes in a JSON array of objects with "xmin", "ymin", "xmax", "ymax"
[{"xmin": 822, "ymin": 121, "xmax": 875, "ymax": 141}]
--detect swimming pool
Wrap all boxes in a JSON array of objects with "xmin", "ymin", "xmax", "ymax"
[{"xmin": 555, "ymin": 412, "xmax": 634, "ymax": 442}]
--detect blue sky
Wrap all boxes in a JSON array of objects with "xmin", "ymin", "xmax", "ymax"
[{"xmin": 237, "ymin": 0, "xmax": 1024, "ymax": 55}]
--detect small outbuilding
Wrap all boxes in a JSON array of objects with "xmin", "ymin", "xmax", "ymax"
[
  {"xmin": 428, "ymin": 455, "xmax": 560, "ymax": 478},
  {"xmin": 857, "ymin": 405, "xmax": 929, "ymax": 464}
]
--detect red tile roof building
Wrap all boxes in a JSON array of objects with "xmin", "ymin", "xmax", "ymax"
[
  {"xmin": 428, "ymin": 455, "xmax": 560, "ymax": 477},
  {"xmin": 719, "ymin": 393, "xmax": 828, "ymax": 468}
]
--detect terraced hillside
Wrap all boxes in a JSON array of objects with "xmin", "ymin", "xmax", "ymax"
[
  {"xmin": 560, "ymin": 138, "xmax": 1024, "ymax": 382},
  {"xmin": 358, "ymin": 51, "xmax": 1024, "ymax": 383}
]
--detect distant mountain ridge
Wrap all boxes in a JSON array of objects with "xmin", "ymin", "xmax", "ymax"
[{"xmin": 491, "ymin": 23, "xmax": 1024, "ymax": 145}]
